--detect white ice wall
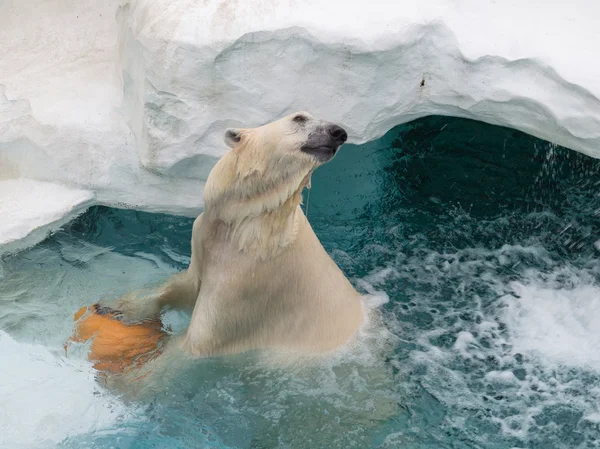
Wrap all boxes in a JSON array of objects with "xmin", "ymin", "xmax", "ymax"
[{"xmin": 1, "ymin": 0, "xmax": 599, "ymax": 249}]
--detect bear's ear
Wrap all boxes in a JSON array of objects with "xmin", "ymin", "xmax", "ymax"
[{"xmin": 224, "ymin": 128, "xmax": 242, "ymax": 148}]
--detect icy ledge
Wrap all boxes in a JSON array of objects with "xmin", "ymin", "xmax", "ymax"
[
  {"xmin": 0, "ymin": 179, "xmax": 94, "ymax": 255},
  {"xmin": 1, "ymin": 0, "xmax": 600, "ymax": 250}
]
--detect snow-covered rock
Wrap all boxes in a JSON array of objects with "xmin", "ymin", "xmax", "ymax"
[{"xmin": 1, "ymin": 0, "xmax": 599, "ymax": 249}]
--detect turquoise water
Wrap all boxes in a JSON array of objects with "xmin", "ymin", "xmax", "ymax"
[{"xmin": 2, "ymin": 116, "xmax": 600, "ymax": 448}]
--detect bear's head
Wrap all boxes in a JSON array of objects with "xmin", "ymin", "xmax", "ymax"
[{"xmin": 204, "ymin": 112, "xmax": 347, "ymax": 224}]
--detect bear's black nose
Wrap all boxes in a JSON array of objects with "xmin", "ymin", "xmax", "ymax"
[{"xmin": 328, "ymin": 125, "xmax": 348, "ymax": 144}]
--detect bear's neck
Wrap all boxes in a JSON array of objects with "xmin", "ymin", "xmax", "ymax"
[
  {"xmin": 233, "ymin": 193, "xmax": 305, "ymax": 259},
  {"xmin": 206, "ymin": 180, "xmax": 309, "ymax": 260}
]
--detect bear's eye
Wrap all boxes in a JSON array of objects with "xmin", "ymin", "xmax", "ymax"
[{"xmin": 292, "ymin": 114, "xmax": 308, "ymax": 124}]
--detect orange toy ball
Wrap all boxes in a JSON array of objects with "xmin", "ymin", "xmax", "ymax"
[{"xmin": 70, "ymin": 304, "xmax": 167, "ymax": 374}]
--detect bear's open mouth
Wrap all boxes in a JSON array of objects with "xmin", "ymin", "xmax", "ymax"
[{"xmin": 300, "ymin": 145, "xmax": 337, "ymax": 162}]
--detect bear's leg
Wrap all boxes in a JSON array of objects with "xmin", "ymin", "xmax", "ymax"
[
  {"xmin": 99, "ymin": 269, "xmax": 200, "ymax": 322},
  {"xmin": 155, "ymin": 270, "xmax": 199, "ymax": 312}
]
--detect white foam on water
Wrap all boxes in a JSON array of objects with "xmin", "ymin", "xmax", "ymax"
[
  {"xmin": 354, "ymin": 239, "xmax": 600, "ymax": 446},
  {"xmin": 0, "ymin": 332, "xmax": 140, "ymax": 449},
  {"xmin": 503, "ymin": 279, "xmax": 600, "ymax": 371}
]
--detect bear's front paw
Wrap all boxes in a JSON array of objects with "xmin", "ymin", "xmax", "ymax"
[{"xmin": 96, "ymin": 291, "xmax": 162, "ymax": 324}]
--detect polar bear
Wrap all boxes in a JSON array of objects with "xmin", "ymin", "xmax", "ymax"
[{"xmin": 108, "ymin": 112, "xmax": 364, "ymax": 362}]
